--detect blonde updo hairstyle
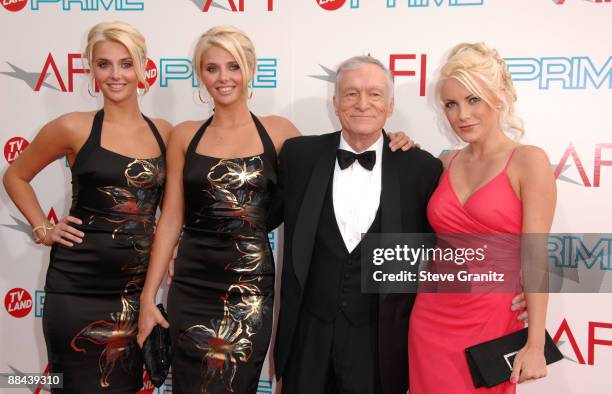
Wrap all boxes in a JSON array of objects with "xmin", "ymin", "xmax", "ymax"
[
  {"xmin": 437, "ymin": 42, "xmax": 524, "ymax": 139},
  {"xmin": 85, "ymin": 21, "xmax": 149, "ymax": 92},
  {"xmin": 193, "ymin": 25, "xmax": 256, "ymax": 95}
]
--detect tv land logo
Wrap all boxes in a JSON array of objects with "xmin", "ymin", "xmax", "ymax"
[
  {"xmin": 310, "ymin": 53, "xmax": 427, "ymax": 96},
  {"xmin": 1, "ymin": 54, "xmax": 278, "ymax": 93},
  {"xmin": 553, "ymin": 143, "xmax": 612, "ymax": 187},
  {"xmin": 139, "ymin": 58, "xmax": 158, "ymax": 90},
  {"xmin": 190, "ymin": 0, "xmax": 274, "ymax": 12},
  {"xmin": 4, "ymin": 136, "xmax": 29, "ymax": 164},
  {"xmin": 4, "ymin": 288, "xmax": 33, "ymax": 318},
  {"xmin": 316, "ymin": 0, "xmax": 485, "ymax": 11},
  {"xmin": 1, "ymin": 0, "xmax": 144, "ymax": 12},
  {"xmin": 317, "ymin": 0, "xmax": 346, "ymax": 10},
  {"xmin": 506, "ymin": 56, "xmax": 612, "ymax": 90},
  {"xmin": 553, "ymin": 318, "xmax": 612, "ymax": 365},
  {"xmin": 1, "ymin": 0, "xmax": 27, "ymax": 11}
]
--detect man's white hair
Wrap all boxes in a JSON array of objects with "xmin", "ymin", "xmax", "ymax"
[{"xmin": 335, "ymin": 55, "xmax": 394, "ymax": 102}]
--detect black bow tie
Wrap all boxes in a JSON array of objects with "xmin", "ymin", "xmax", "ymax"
[{"xmin": 336, "ymin": 149, "xmax": 376, "ymax": 171}]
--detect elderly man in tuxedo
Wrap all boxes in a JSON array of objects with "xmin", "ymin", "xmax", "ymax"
[
  {"xmin": 273, "ymin": 55, "xmax": 528, "ymax": 393},
  {"xmin": 273, "ymin": 55, "xmax": 441, "ymax": 394}
]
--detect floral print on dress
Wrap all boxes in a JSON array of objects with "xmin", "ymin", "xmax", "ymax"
[
  {"xmin": 71, "ymin": 157, "xmax": 164, "ymax": 389},
  {"xmin": 180, "ymin": 155, "xmax": 271, "ymax": 392}
]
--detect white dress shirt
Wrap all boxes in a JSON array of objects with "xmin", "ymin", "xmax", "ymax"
[{"xmin": 333, "ymin": 132, "xmax": 383, "ymax": 253}]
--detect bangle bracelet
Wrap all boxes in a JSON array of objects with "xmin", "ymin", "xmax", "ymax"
[{"xmin": 32, "ymin": 222, "xmax": 54, "ymax": 244}]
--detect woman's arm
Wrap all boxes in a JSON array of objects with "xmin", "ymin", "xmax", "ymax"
[
  {"xmin": 510, "ymin": 145, "xmax": 556, "ymax": 384},
  {"xmin": 137, "ymin": 122, "xmax": 192, "ymax": 346},
  {"xmin": 3, "ymin": 113, "xmax": 87, "ymax": 246}
]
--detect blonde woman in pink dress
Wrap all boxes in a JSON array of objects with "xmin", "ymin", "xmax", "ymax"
[{"xmin": 408, "ymin": 43, "xmax": 556, "ymax": 393}]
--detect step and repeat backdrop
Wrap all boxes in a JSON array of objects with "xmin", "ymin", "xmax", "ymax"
[{"xmin": 1, "ymin": 0, "xmax": 611, "ymax": 393}]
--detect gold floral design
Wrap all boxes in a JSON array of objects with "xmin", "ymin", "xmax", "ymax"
[
  {"xmin": 207, "ymin": 157, "xmax": 264, "ymax": 191},
  {"xmin": 70, "ymin": 281, "xmax": 140, "ymax": 388},
  {"xmin": 183, "ymin": 155, "xmax": 271, "ymax": 392},
  {"xmin": 180, "ymin": 156, "xmax": 273, "ymax": 393},
  {"xmin": 227, "ymin": 281, "xmax": 267, "ymax": 337},
  {"xmin": 180, "ymin": 300, "xmax": 253, "ymax": 393},
  {"xmin": 224, "ymin": 235, "xmax": 269, "ymax": 274},
  {"xmin": 71, "ymin": 156, "xmax": 164, "ymax": 389},
  {"xmin": 125, "ymin": 159, "xmax": 162, "ymax": 189}
]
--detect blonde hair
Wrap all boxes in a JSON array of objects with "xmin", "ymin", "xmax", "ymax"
[
  {"xmin": 192, "ymin": 25, "xmax": 256, "ymax": 93},
  {"xmin": 85, "ymin": 21, "xmax": 149, "ymax": 92},
  {"xmin": 437, "ymin": 42, "xmax": 524, "ymax": 139}
]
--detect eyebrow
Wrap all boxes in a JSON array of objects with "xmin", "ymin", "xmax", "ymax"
[
  {"xmin": 342, "ymin": 85, "xmax": 386, "ymax": 91},
  {"xmin": 206, "ymin": 58, "xmax": 239, "ymax": 63},
  {"xmin": 95, "ymin": 57, "xmax": 133, "ymax": 62},
  {"xmin": 441, "ymin": 94, "xmax": 474, "ymax": 101}
]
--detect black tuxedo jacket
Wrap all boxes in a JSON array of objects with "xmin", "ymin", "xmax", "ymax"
[{"xmin": 272, "ymin": 131, "xmax": 443, "ymax": 394}]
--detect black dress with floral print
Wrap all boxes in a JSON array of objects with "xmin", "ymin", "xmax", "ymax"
[
  {"xmin": 43, "ymin": 110, "xmax": 165, "ymax": 393},
  {"xmin": 168, "ymin": 114, "xmax": 277, "ymax": 394}
]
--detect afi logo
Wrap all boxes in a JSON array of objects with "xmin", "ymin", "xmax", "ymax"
[
  {"xmin": 1, "ymin": 0, "xmax": 28, "ymax": 11},
  {"xmin": 553, "ymin": 318, "xmax": 612, "ymax": 365},
  {"xmin": 47, "ymin": 207, "xmax": 59, "ymax": 224},
  {"xmin": 4, "ymin": 137, "xmax": 29, "ymax": 164},
  {"xmin": 310, "ymin": 53, "xmax": 427, "ymax": 97},
  {"xmin": 33, "ymin": 53, "xmax": 157, "ymax": 92},
  {"xmin": 553, "ymin": 143, "xmax": 612, "ymax": 187},
  {"xmin": 390, "ymin": 54, "xmax": 427, "ymax": 96},
  {"xmin": 199, "ymin": 0, "xmax": 273, "ymax": 11},
  {"xmin": 4, "ymin": 288, "xmax": 33, "ymax": 318}
]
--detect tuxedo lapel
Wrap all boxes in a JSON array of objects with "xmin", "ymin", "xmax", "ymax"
[
  {"xmin": 380, "ymin": 131, "xmax": 402, "ymax": 234},
  {"xmin": 379, "ymin": 132, "xmax": 402, "ymax": 307},
  {"xmin": 292, "ymin": 131, "xmax": 341, "ymax": 292}
]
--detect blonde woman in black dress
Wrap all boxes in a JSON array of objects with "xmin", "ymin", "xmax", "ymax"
[{"xmin": 3, "ymin": 22, "xmax": 171, "ymax": 392}]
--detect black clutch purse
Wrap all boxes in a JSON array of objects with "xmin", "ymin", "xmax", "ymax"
[
  {"xmin": 465, "ymin": 328, "xmax": 563, "ymax": 388},
  {"xmin": 142, "ymin": 304, "xmax": 172, "ymax": 387}
]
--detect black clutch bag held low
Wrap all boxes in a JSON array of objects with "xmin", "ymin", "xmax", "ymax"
[
  {"xmin": 465, "ymin": 328, "xmax": 563, "ymax": 388},
  {"xmin": 142, "ymin": 304, "xmax": 172, "ymax": 387}
]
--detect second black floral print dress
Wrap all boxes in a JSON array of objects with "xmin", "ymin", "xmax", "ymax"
[
  {"xmin": 43, "ymin": 110, "xmax": 166, "ymax": 393},
  {"xmin": 167, "ymin": 114, "xmax": 276, "ymax": 394}
]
